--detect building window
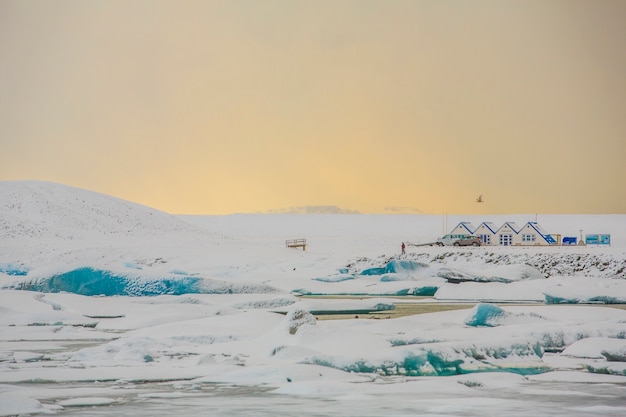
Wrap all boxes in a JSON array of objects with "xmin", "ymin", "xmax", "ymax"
[
  {"xmin": 522, "ymin": 234, "xmax": 536, "ymax": 242},
  {"xmin": 479, "ymin": 234, "xmax": 491, "ymax": 244},
  {"xmin": 499, "ymin": 234, "xmax": 513, "ymax": 246}
]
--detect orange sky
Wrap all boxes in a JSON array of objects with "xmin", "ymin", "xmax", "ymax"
[{"xmin": 1, "ymin": 0, "xmax": 625, "ymax": 214}]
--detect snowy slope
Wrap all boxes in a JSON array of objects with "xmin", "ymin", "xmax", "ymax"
[
  {"xmin": 0, "ymin": 180, "xmax": 203, "ymax": 239},
  {"xmin": 0, "ymin": 181, "xmax": 227, "ymax": 289}
]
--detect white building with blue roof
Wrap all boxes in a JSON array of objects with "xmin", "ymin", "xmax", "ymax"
[
  {"xmin": 448, "ymin": 222, "xmax": 476, "ymax": 236},
  {"xmin": 517, "ymin": 222, "xmax": 559, "ymax": 245},
  {"xmin": 473, "ymin": 222, "xmax": 497, "ymax": 246},
  {"xmin": 494, "ymin": 222, "xmax": 520, "ymax": 246},
  {"xmin": 443, "ymin": 221, "xmax": 558, "ymax": 246}
]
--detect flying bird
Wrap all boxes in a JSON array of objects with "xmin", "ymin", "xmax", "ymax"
[{"xmin": 476, "ymin": 195, "xmax": 484, "ymax": 203}]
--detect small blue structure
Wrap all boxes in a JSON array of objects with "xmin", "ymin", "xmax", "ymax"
[
  {"xmin": 562, "ymin": 237, "xmax": 577, "ymax": 245},
  {"xmin": 585, "ymin": 234, "xmax": 611, "ymax": 246}
]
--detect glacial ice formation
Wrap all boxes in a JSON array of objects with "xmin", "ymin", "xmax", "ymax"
[
  {"xmin": 360, "ymin": 259, "xmax": 427, "ymax": 275},
  {"xmin": 464, "ymin": 303, "xmax": 507, "ymax": 327},
  {"xmin": 11, "ymin": 267, "xmax": 278, "ymax": 296}
]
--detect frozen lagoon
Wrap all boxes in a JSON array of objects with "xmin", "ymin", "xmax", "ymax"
[
  {"xmin": 2, "ymin": 290, "xmax": 626, "ymax": 417},
  {"xmin": 1, "ymin": 181, "xmax": 626, "ymax": 416},
  {"xmin": 2, "ymin": 291, "xmax": 626, "ymax": 416}
]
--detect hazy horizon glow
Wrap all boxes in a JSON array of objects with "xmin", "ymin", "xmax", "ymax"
[{"xmin": 1, "ymin": 0, "xmax": 625, "ymax": 215}]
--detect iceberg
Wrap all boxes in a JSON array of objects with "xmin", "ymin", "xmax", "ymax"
[
  {"xmin": 17, "ymin": 268, "xmax": 205, "ymax": 296},
  {"xmin": 464, "ymin": 303, "xmax": 507, "ymax": 327},
  {"xmin": 360, "ymin": 259, "xmax": 427, "ymax": 276},
  {"xmin": 11, "ymin": 267, "xmax": 278, "ymax": 296}
]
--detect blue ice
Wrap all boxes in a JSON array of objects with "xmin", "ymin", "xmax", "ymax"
[
  {"xmin": 313, "ymin": 274, "xmax": 355, "ymax": 283},
  {"xmin": 545, "ymin": 294, "xmax": 626, "ymax": 304},
  {"xmin": 360, "ymin": 259, "xmax": 426, "ymax": 276},
  {"xmin": 308, "ymin": 349, "xmax": 549, "ymax": 377},
  {"xmin": 465, "ymin": 303, "xmax": 507, "ymax": 327},
  {"xmin": 0, "ymin": 263, "xmax": 29, "ymax": 276},
  {"xmin": 12, "ymin": 267, "xmax": 278, "ymax": 296},
  {"xmin": 17, "ymin": 268, "xmax": 204, "ymax": 296}
]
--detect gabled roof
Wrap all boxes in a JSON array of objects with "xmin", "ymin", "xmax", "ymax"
[
  {"xmin": 522, "ymin": 222, "xmax": 556, "ymax": 244},
  {"xmin": 474, "ymin": 222, "xmax": 497, "ymax": 234},
  {"xmin": 525, "ymin": 222, "xmax": 547, "ymax": 234},
  {"xmin": 495, "ymin": 222, "xmax": 520, "ymax": 234},
  {"xmin": 451, "ymin": 222, "xmax": 475, "ymax": 234}
]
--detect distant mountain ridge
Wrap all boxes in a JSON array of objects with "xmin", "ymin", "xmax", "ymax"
[
  {"xmin": 256, "ymin": 206, "xmax": 424, "ymax": 214},
  {"xmin": 383, "ymin": 206, "xmax": 424, "ymax": 214},
  {"xmin": 257, "ymin": 205, "xmax": 360, "ymax": 214}
]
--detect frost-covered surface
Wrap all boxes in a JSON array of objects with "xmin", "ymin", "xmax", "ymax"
[{"xmin": 1, "ymin": 181, "xmax": 626, "ymax": 416}]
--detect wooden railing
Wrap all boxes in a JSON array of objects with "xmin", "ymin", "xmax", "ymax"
[{"xmin": 286, "ymin": 238, "xmax": 306, "ymax": 251}]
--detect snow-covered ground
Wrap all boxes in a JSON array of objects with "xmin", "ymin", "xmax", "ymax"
[{"xmin": 1, "ymin": 181, "xmax": 626, "ymax": 416}]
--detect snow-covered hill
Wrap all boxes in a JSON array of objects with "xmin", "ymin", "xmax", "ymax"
[
  {"xmin": 0, "ymin": 181, "xmax": 223, "ymax": 285},
  {"xmin": 0, "ymin": 181, "xmax": 203, "ymax": 240}
]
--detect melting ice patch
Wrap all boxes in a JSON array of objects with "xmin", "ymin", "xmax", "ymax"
[
  {"xmin": 0, "ymin": 262, "xmax": 29, "ymax": 276},
  {"xmin": 543, "ymin": 277, "xmax": 626, "ymax": 304},
  {"xmin": 357, "ymin": 259, "xmax": 543, "ymax": 284},
  {"xmin": 313, "ymin": 274, "xmax": 355, "ymax": 283},
  {"xmin": 292, "ymin": 285, "xmax": 438, "ymax": 297},
  {"xmin": 437, "ymin": 264, "xmax": 544, "ymax": 283},
  {"xmin": 70, "ymin": 336, "xmax": 174, "ymax": 364},
  {"xmin": 233, "ymin": 297, "xmax": 297, "ymax": 310},
  {"xmin": 305, "ymin": 344, "xmax": 550, "ymax": 377},
  {"xmin": 298, "ymin": 260, "xmax": 441, "ymax": 296},
  {"xmin": 304, "ymin": 259, "xmax": 543, "ymax": 298}
]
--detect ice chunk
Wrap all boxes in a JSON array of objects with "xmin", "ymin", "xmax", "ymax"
[
  {"xmin": 562, "ymin": 337, "xmax": 626, "ymax": 361},
  {"xmin": 306, "ymin": 348, "xmax": 547, "ymax": 377},
  {"xmin": 394, "ymin": 286, "xmax": 439, "ymax": 296},
  {"xmin": 19, "ymin": 268, "xmax": 203, "ymax": 296},
  {"xmin": 465, "ymin": 303, "xmax": 507, "ymax": 327},
  {"xmin": 544, "ymin": 277, "xmax": 626, "ymax": 304},
  {"xmin": 360, "ymin": 259, "xmax": 426, "ymax": 276},
  {"xmin": 285, "ymin": 309, "xmax": 317, "ymax": 335}
]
